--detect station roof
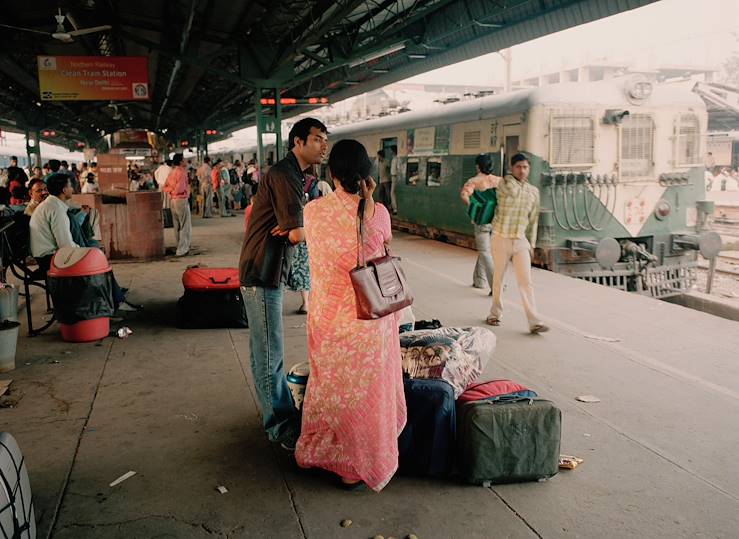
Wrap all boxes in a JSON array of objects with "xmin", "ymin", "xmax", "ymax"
[{"xmin": 0, "ymin": 0, "xmax": 658, "ymax": 147}]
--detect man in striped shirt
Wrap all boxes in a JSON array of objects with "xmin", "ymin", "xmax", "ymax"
[{"xmin": 486, "ymin": 153, "xmax": 548, "ymax": 334}]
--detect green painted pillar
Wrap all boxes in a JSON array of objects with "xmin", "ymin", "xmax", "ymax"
[{"xmin": 274, "ymin": 86, "xmax": 282, "ymax": 161}]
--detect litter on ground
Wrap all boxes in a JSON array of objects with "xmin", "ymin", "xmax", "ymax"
[
  {"xmin": 559, "ymin": 455, "xmax": 584, "ymax": 469},
  {"xmin": 109, "ymin": 471, "xmax": 137, "ymax": 487}
]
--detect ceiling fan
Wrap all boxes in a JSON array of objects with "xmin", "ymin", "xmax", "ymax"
[{"xmin": 0, "ymin": 8, "xmax": 111, "ymax": 43}]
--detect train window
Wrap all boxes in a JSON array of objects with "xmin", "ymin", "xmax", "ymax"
[
  {"xmin": 550, "ymin": 116, "xmax": 594, "ymax": 166},
  {"xmin": 406, "ymin": 159, "xmax": 419, "ymax": 186},
  {"xmin": 426, "ymin": 158, "xmax": 442, "ymax": 187},
  {"xmin": 463, "ymin": 130, "xmax": 481, "ymax": 149},
  {"xmin": 620, "ymin": 114, "xmax": 654, "ymax": 178},
  {"xmin": 677, "ymin": 114, "xmax": 700, "ymax": 165}
]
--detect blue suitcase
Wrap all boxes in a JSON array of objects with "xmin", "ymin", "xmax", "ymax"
[{"xmin": 398, "ymin": 378, "xmax": 456, "ymax": 478}]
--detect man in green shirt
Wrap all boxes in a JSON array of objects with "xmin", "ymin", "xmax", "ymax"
[{"xmin": 486, "ymin": 153, "xmax": 548, "ymax": 334}]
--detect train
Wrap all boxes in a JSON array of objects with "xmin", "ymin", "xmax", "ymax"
[
  {"xmin": 0, "ymin": 133, "xmax": 84, "ymax": 169},
  {"xmin": 223, "ymin": 76, "xmax": 724, "ymax": 299}
]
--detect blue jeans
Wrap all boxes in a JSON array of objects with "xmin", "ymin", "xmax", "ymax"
[{"xmin": 241, "ymin": 285, "xmax": 298, "ymax": 443}]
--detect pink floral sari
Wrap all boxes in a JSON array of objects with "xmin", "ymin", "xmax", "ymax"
[{"xmin": 295, "ymin": 190, "xmax": 406, "ymax": 491}]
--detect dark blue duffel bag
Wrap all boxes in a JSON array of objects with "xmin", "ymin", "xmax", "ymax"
[{"xmin": 398, "ymin": 378, "xmax": 456, "ymax": 478}]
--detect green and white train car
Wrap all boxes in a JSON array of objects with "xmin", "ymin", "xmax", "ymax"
[{"xmin": 329, "ymin": 77, "xmax": 721, "ymax": 298}]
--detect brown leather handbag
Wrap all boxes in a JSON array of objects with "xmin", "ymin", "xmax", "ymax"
[{"xmin": 350, "ymin": 199, "xmax": 413, "ymax": 320}]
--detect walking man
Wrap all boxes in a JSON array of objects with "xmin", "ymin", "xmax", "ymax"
[
  {"xmin": 239, "ymin": 117, "xmax": 328, "ymax": 450},
  {"xmin": 486, "ymin": 153, "xmax": 548, "ymax": 334},
  {"xmin": 163, "ymin": 153, "xmax": 192, "ymax": 257},
  {"xmin": 460, "ymin": 153, "xmax": 499, "ymax": 293},
  {"xmin": 197, "ymin": 157, "xmax": 213, "ymax": 218},
  {"xmin": 212, "ymin": 160, "xmax": 233, "ymax": 217}
]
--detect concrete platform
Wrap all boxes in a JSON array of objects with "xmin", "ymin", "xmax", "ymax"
[{"xmin": 1, "ymin": 214, "xmax": 738, "ymax": 539}]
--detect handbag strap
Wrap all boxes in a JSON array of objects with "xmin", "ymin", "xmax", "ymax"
[
  {"xmin": 356, "ymin": 198, "xmax": 366, "ymax": 268},
  {"xmin": 355, "ymin": 196, "xmax": 390, "ymax": 269}
]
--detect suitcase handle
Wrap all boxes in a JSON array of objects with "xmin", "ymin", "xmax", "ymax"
[{"xmin": 209, "ymin": 277, "xmax": 232, "ymax": 284}]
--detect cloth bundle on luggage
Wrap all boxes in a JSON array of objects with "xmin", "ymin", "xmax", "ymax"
[
  {"xmin": 456, "ymin": 396, "xmax": 561, "ymax": 485},
  {"xmin": 0, "ymin": 432, "xmax": 36, "ymax": 539},
  {"xmin": 398, "ymin": 378, "xmax": 456, "ymax": 478},
  {"xmin": 458, "ymin": 379, "xmax": 538, "ymax": 403},
  {"xmin": 399, "ymin": 327, "xmax": 496, "ymax": 398},
  {"xmin": 177, "ymin": 268, "xmax": 248, "ymax": 328}
]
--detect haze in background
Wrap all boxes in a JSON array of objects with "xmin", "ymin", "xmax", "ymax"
[{"xmin": 211, "ymin": 0, "xmax": 739, "ymax": 153}]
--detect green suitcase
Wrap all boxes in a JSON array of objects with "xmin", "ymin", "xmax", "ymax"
[
  {"xmin": 467, "ymin": 188, "xmax": 497, "ymax": 225},
  {"xmin": 457, "ymin": 398, "xmax": 561, "ymax": 485}
]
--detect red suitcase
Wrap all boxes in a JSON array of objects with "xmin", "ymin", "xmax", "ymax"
[
  {"xmin": 182, "ymin": 268, "xmax": 240, "ymax": 291},
  {"xmin": 178, "ymin": 268, "xmax": 247, "ymax": 328}
]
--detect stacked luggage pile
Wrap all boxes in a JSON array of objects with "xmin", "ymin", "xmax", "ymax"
[
  {"xmin": 398, "ymin": 324, "xmax": 562, "ymax": 485},
  {"xmin": 177, "ymin": 267, "xmax": 248, "ymax": 329}
]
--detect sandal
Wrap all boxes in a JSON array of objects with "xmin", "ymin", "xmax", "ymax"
[
  {"xmin": 296, "ymin": 306, "xmax": 308, "ymax": 315},
  {"xmin": 485, "ymin": 316, "xmax": 500, "ymax": 326},
  {"xmin": 339, "ymin": 479, "xmax": 368, "ymax": 492}
]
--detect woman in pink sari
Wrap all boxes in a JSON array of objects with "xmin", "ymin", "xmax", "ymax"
[{"xmin": 295, "ymin": 140, "xmax": 406, "ymax": 491}]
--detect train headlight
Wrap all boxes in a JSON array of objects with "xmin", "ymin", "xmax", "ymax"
[
  {"xmin": 626, "ymin": 75, "xmax": 653, "ymax": 103},
  {"xmin": 654, "ymin": 199, "xmax": 671, "ymax": 220}
]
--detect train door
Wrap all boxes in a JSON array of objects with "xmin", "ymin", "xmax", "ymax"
[
  {"xmin": 502, "ymin": 124, "xmax": 521, "ymax": 174},
  {"xmin": 380, "ymin": 136, "xmax": 398, "ymax": 181},
  {"xmin": 381, "ymin": 137, "xmax": 397, "ymax": 161}
]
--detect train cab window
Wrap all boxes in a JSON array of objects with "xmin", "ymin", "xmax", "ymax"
[
  {"xmin": 406, "ymin": 159, "xmax": 419, "ymax": 186},
  {"xmin": 550, "ymin": 116, "xmax": 595, "ymax": 166},
  {"xmin": 620, "ymin": 114, "xmax": 654, "ymax": 178},
  {"xmin": 677, "ymin": 114, "xmax": 700, "ymax": 165},
  {"xmin": 426, "ymin": 158, "xmax": 442, "ymax": 187}
]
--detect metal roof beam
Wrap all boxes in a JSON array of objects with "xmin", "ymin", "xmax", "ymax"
[
  {"xmin": 155, "ymin": 0, "xmax": 200, "ymax": 126},
  {"xmin": 269, "ymin": 0, "xmax": 365, "ymax": 76},
  {"xmin": 117, "ymin": 30, "xmax": 253, "ymax": 89}
]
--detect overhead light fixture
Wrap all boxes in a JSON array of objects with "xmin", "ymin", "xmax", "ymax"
[
  {"xmin": 473, "ymin": 20, "xmax": 504, "ymax": 28},
  {"xmin": 372, "ymin": 69, "xmax": 390, "ymax": 74},
  {"xmin": 349, "ymin": 42, "xmax": 406, "ymax": 68},
  {"xmin": 408, "ymin": 54, "xmax": 427, "ymax": 59}
]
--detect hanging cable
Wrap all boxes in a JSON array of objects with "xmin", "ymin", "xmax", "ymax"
[
  {"xmin": 550, "ymin": 176, "xmax": 569, "ymax": 230},
  {"xmin": 584, "ymin": 176, "xmax": 604, "ymax": 231},
  {"xmin": 562, "ymin": 173, "xmax": 581, "ymax": 230},
  {"xmin": 572, "ymin": 176, "xmax": 592, "ymax": 230}
]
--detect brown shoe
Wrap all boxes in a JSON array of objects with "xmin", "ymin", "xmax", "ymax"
[
  {"xmin": 530, "ymin": 324, "xmax": 549, "ymax": 334},
  {"xmin": 485, "ymin": 316, "xmax": 500, "ymax": 326}
]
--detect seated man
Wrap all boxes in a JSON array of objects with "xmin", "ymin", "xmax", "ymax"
[
  {"xmin": 29, "ymin": 175, "xmax": 136, "ymax": 310},
  {"xmin": 25, "ymin": 179, "xmax": 48, "ymax": 216},
  {"xmin": 27, "ymin": 177, "xmax": 99, "ymax": 248},
  {"xmin": 29, "ymin": 175, "xmax": 76, "ymax": 273}
]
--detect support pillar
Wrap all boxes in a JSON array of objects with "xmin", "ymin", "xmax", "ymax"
[
  {"xmin": 25, "ymin": 129, "xmax": 42, "ymax": 169},
  {"xmin": 255, "ymin": 86, "xmax": 283, "ymax": 171}
]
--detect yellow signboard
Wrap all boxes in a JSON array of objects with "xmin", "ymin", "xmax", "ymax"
[{"xmin": 38, "ymin": 56, "xmax": 149, "ymax": 101}]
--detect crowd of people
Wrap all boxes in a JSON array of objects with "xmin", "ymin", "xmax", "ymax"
[{"xmin": 2, "ymin": 122, "xmax": 555, "ymax": 494}]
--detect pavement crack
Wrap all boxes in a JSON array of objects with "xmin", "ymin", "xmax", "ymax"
[
  {"xmin": 47, "ymin": 338, "xmax": 116, "ymax": 539},
  {"xmin": 55, "ymin": 514, "xmax": 224, "ymax": 535},
  {"xmin": 488, "ymin": 487, "xmax": 543, "ymax": 538},
  {"xmin": 19, "ymin": 379, "xmax": 71, "ymax": 413},
  {"xmin": 227, "ymin": 329, "xmax": 308, "ymax": 539}
]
